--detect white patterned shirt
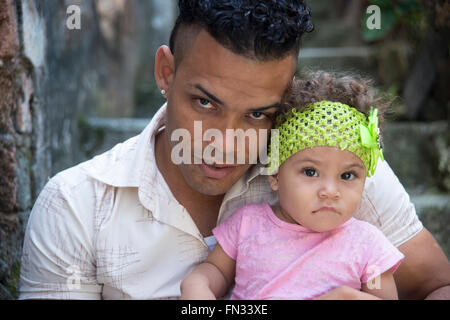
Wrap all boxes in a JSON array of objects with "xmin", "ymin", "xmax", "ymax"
[{"xmin": 18, "ymin": 104, "xmax": 423, "ymax": 299}]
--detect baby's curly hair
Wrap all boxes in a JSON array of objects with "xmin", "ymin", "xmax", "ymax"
[{"xmin": 278, "ymin": 71, "xmax": 390, "ymax": 130}]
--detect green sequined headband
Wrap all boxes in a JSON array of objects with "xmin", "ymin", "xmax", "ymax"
[{"xmin": 268, "ymin": 100, "xmax": 384, "ymax": 177}]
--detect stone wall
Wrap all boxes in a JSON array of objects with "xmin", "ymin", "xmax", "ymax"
[
  {"xmin": 0, "ymin": 0, "xmax": 176, "ymax": 299},
  {"xmin": 0, "ymin": 0, "xmax": 33, "ymax": 299}
]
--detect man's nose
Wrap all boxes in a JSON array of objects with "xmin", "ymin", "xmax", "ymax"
[{"xmin": 204, "ymin": 117, "xmax": 242, "ymax": 163}]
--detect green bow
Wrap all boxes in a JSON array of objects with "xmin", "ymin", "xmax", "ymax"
[{"xmin": 359, "ymin": 107, "xmax": 384, "ymax": 176}]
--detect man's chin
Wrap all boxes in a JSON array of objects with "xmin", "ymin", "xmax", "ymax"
[
  {"xmin": 180, "ymin": 163, "xmax": 248, "ymax": 196},
  {"xmin": 188, "ymin": 181, "xmax": 229, "ymax": 196}
]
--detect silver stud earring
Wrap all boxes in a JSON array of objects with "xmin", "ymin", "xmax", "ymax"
[{"xmin": 160, "ymin": 89, "xmax": 166, "ymax": 95}]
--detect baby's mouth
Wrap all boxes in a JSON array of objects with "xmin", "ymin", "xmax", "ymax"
[{"xmin": 312, "ymin": 206, "xmax": 341, "ymax": 215}]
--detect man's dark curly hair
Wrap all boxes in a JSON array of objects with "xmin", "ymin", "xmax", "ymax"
[{"xmin": 169, "ymin": 0, "xmax": 314, "ymax": 63}]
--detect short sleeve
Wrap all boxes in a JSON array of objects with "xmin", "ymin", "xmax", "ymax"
[
  {"xmin": 19, "ymin": 171, "xmax": 102, "ymax": 300},
  {"xmin": 360, "ymin": 224, "xmax": 405, "ymax": 283},
  {"xmin": 356, "ymin": 160, "xmax": 423, "ymax": 247},
  {"xmin": 212, "ymin": 207, "xmax": 246, "ymax": 260}
]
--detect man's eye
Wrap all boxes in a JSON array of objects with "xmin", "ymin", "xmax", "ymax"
[
  {"xmin": 303, "ymin": 168, "xmax": 317, "ymax": 177},
  {"xmin": 341, "ymin": 172, "xmax": 355, "ymax": 180},
  {"xmin": 197, "ymin": 98, "xmax": 212, "ymax": 109},
  {"xmin": 249, "ymin": 111, "xmax": 267, "ymax": 120}
]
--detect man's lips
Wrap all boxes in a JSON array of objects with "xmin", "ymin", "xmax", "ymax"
[
  {"xmin": 206, "ymin": 162, "xmax": 235, "ymax": 168},
  {"xmin": 199, "ymin": 160, "xmax": 237, "ymax": 179}
]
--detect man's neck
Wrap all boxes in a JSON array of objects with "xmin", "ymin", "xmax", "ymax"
[{"xmin": 154, "ymin": 129, "xmax": 224, "ymax": 237}]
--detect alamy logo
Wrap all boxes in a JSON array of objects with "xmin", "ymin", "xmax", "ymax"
[
  {"xmin": 366, "ymin": 265, "xmax": 381, "ymax": 290},
  {"xmin": 66, "ymin": 5, "xmax": 81, "ymax": 30},
  {"xmin": 366, "ymin": 5, "xmax": 381, "ymax": 30},
  {"xmin": 170, "ymin": 121, "xmax": 279, "ymax": 175}
]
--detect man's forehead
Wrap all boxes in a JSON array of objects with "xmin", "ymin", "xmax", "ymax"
[
  {"xmin": 178, "ymin": 32, "xmax": 295, "ymax": 88},
  {"xmin": 178, "ymin": 29, "xmax": 296, "ymax": 76}
]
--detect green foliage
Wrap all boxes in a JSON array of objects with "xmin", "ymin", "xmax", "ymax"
[{"xmin": 362, "ymin": 0, "xmax": 423, "ymax": 42}]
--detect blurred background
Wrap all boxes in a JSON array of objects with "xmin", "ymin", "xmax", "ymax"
[{"xmin": 0, "ymin": 0, "xmax": 448, "ymax": 299}]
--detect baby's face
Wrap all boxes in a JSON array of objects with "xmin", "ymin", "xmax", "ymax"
[{"xmin": 268, "ymin": 146, "xmax": 367, "ymax": 232}]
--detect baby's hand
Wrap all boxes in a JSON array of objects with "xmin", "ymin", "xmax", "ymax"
[
  {"xmin": 314, "ymin": 286, "xmax": 381, "ymax": 300},
  {"xmin": 180, "ymin": 248, "xmax": 235, "ymax": 300}
]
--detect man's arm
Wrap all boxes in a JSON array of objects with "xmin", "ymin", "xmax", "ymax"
[
  {"xmin": 395, "ymin": 228, "xmax": 450, "ymax": 300},
  {"xmin": 357, "ymin": 160, "xmax": 450, "ymax": 299},
  {"xmin": 19, "ymin": 172, "xmax": 102, "ymax": 300}
]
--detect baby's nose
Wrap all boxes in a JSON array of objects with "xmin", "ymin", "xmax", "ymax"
[{"xmin": 318, "ymin": 181, "xmax": 340, "ymax": 200}]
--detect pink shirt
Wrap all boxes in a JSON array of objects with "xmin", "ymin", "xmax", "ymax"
[{"xmin": 213, "ymin": 202, "xmax": 404, "ymax": 300}]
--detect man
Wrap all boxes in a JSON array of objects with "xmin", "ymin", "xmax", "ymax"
[{"xmin": 19, "ymin": 0, "xmax": 449, "ymax": 299}]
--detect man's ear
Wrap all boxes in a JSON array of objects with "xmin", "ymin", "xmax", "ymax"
[
  {"xmin": 268, "ymin": 174, "xmax": 279, "ymax": 191},
  {"xmin": 154, "ymin": 45, "xmax": 175, "ymax": 99}
]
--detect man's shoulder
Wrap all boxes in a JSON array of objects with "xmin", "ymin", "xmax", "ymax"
[
  {"xmin": 51, "ymin": 132, "xmax": 144, "ymax": 193},
  {"xmin": 38, "ymin": 138, "xmax": 139, "ymax": 214},
  {"xmin": 36, "ymin": 164, "xmax": 106, "ymax": 217},
  {"xmin": 34, "ymin": 115, "xmax": 158, "ymax": 224},
  {"xmin": 49, "ymin": 153, "xmax": 115, "ymax": 195},
  {"xmin": 53, "ymin": 161, "xmax": 96, "ymax": 189},
  {"xmin": 80, "ymin": 134, "xmax": 142, "ymax": 181}
]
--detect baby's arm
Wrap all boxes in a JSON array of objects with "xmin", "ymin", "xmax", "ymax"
[{"xmin": 180, "ymin": 243, "xmax": 236, "ymax": 300}]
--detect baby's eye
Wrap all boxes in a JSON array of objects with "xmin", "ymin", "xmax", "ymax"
[
  {"xmin": 303, "ymin": 168, "xmax": 318, "ymax": 177},
  {"xmin": 341, "ymin": 172, "xmax": 355, "ymax": 181},
  {"xmin": 248, "ymin": 111, "xmax": 267, "ymax": 120}
]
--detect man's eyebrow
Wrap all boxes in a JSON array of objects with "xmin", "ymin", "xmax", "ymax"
[
  {"xmin": 192, "ymin": 84, "xmax": 280, "ymax": 112},
  {"xmin": 194, "ymin": 84, "xmax": 224, "ymax": 105},
  {"xmin": 248, "ymin": 103, "xmax": 281, "ymax": 113}
]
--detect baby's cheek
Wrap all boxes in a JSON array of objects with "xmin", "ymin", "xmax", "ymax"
[{"xmin": 346, "ymin": 191, "xmax": 364, "ymax": 216}]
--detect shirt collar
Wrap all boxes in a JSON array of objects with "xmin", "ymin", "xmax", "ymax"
[{"xmin": 81, "ymin": 103, "xmax": 167, "ymax": 189}]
